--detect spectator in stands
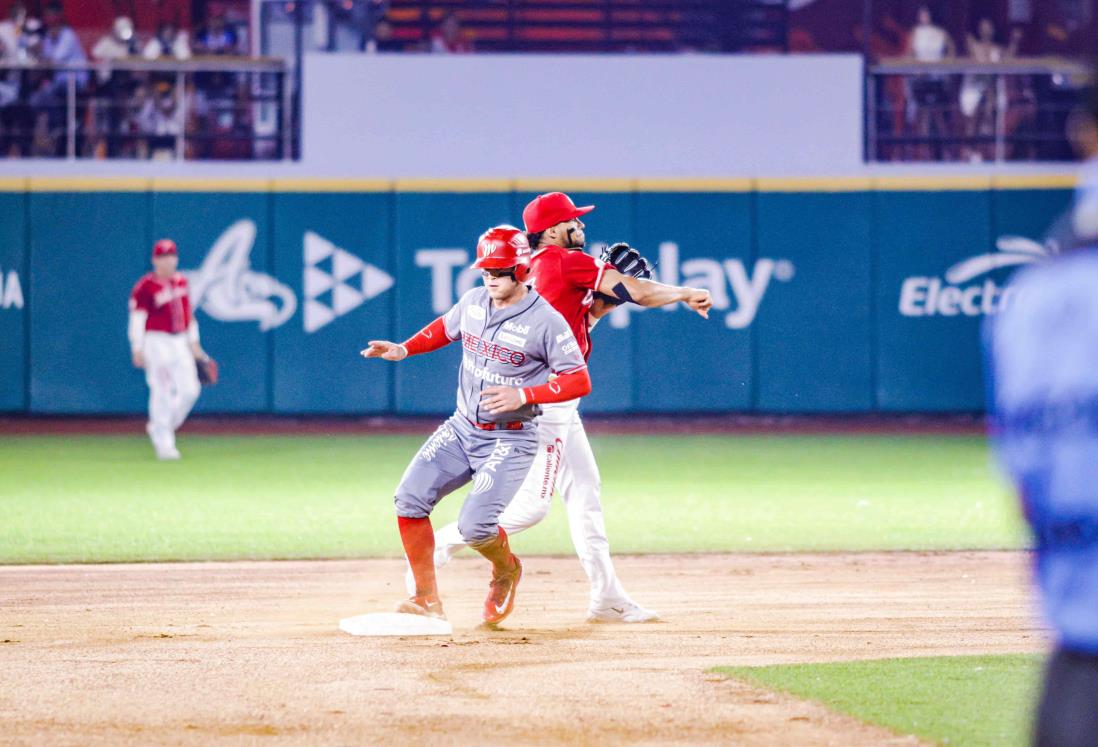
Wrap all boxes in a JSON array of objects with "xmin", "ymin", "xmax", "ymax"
[
  {"xmin": 194, "ymin": 10, "xmax": 240, "ymax": 56},
  {"xmin": 0, "ymin": 4, "xmax": 27, "ymax": 156},
  {"xmin": 17, "ymin": 16, "xmax": 42, "ymax": 63},
  {"xmin": 89, "ymin": 17, "xmax": 139, "ymax": 158},
  {"xmin": 0, "ymin": 2, "xmax": 27, "ymax": 63},
  {"xmin": 430, "ymin": 12, "xmax": 472, "ymax": 54},
  {"xmin": 143, "ymin": 22, "xmax": 191, "ymax": 61},
  {"xmin": 42, "ymin": 3, "xmax": 87, "ymax": 73},
  {"xmin": 321, "ymin": 0, "xmax": 388, "ymax": 52},
  {"xmin": 365, "ymin": 18, "xmax": 401, "ymax": 54},
  {"xmin": 92, "ymin": 16, "xmax": 137, "ymax": 62},
  {"xmin": 905, "ymin": 5, "xmax": 956, "ymax": 159},
  {"xmin": 134, "ymin": 80, "xmax": 180, "ymax": 160},
  {"xmin": 25, "ymin": 4, "xmax": 87, "ymax": 157},
  {"xmin": 959, "ymin": 19, "xmax": 1021, "ymax": 162}
]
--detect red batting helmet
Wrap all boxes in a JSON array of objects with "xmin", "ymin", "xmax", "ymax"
[
  {"xmin": 522, "ymin": 192, "xmax": 595, "ymax": 234},
  {"xmin": 152, "ymin": 238, "xmax": 178, "ymax": 257},
  {"xmin": 474, "ymin": 225, "xmax": 532, "ymax": 283}
]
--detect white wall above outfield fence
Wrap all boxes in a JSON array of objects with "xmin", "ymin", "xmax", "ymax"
[{"xmin": 302, "ymin": 53, "xmax": 865, "ymax": 178}]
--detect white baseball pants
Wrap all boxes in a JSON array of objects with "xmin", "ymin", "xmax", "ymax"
[
  {"xmin": 143, "ymin": 331, "xmax": 200, "ymax": 449},
  {"xmin": 429, "ymin": 399, "xmax": 636, "ymax": 610}
]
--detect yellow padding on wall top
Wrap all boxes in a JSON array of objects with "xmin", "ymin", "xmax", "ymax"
[{"xmin": 7, "ymin": 174, "xmax": 1079, "ymax": 193}]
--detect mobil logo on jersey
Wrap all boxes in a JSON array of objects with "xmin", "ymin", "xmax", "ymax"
[
  {"xmin": 898, "ymin": 235, "xmax": 1053, "ymax": 318},
  {"xmin": 415, "ymin": 242, "xmax": 795, "ymax": 330}
]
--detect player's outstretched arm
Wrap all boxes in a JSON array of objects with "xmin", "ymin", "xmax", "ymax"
[
  {"xmin": 361, "ymin": 316, "xmax": 454, "ymax": 362},
  {"xmin": 597, "ymin": 268, "xmax": 712, "ymax": 318}
]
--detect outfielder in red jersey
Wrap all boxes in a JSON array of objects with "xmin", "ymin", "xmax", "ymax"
[
  {"xmin": 128, "ymin": 239, "xmax": 211, "ymax": 460},
  {"xmin": 425, "ymin": 192, "xmax": 712, "ymax": 623}
]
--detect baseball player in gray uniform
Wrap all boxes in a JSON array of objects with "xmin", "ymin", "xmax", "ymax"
[{"xmin": 362, "ymin": 226, "xmax": 592, "ymax": 625}]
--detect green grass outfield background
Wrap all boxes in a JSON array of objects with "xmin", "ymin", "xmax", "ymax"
[
  {"xmin": 0, "ymin": 433, "xmax": 1028, "ymax": 564},
  {"xmin": 717, "ymin": 655, "xmax": 1044, "ymax": 747}
]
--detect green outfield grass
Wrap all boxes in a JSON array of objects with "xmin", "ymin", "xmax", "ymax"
[
  {"xmin": 715, "ymin": 654, "xmax": 1044, "ymax": 746},
  {"xmin": 0, "ymin": 433, "xmax": 1027, "ymax": 564}
]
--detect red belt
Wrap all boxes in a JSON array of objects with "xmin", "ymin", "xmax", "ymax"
[{"xmin": 465, "ymin": 416, "xmax": 525, "ymax": 431}]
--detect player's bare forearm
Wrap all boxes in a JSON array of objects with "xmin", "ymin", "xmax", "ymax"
[
  {"xmin": 598, "ymin": 271, "xmax": 712, "ymax": 317},
  {"xmin": 361, "ymin": 340, "xmax": 408, "ymax": 362}
]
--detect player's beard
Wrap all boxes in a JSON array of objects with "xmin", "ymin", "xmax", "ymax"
[{"xmin": 564, "ymin": 228, "xmax": 585, "ymax": 250}]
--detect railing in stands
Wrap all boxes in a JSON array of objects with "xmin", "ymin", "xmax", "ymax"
[
  {"xmin": 0, "ymin": 57, "xmax": 292, "ymax": 161},
  {"xmin": 866, "ymin": 58, "xmax": 1090, "ymax": 163}
]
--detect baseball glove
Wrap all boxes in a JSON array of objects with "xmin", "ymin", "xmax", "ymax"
[
  {"xmin": 597, "ymin": 243, "xmax": 654, "ymax": 306},
  {"xmin": 600, "ymin": 242, "xmax": 654, "ymax": 280},
  {"xmin": 196, "ymin": 357, "xmax": 219, "ymax": 386}
]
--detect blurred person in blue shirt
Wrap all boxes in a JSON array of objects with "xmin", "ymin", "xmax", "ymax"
[
  {"xmin": 985, "ymin": 64, "xmax": 1098, "ymax": 747},
  {"xmin": 41, "ymin": 3, "xmax": 86, "ymax": 86}
]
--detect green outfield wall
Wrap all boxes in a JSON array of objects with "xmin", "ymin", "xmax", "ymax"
[{"xmin": 0, "ymin": 176, "xmax": 1076, "ymax": 415}]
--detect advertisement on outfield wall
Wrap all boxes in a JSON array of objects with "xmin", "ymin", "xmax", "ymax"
[
  {"xmin": 0, "ymin": 191, "xmax": 26, "ymax": 411},
  {"xmin": 0, "ymin": 184, "xmax": 1074, "ymax": 414}
]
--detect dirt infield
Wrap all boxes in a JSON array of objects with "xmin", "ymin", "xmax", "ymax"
[{"xmin": 0, "ymin": 551, "xmax": 1042, "ymax": 746}]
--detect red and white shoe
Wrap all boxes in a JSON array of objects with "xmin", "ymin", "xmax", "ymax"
[
  {"xmin": 396, "ymin": 595, "xmax": 446, "ymax": 620},
  {"xmin": 483, "ymin": 556, "xmax": 522, "ymax": 625}
]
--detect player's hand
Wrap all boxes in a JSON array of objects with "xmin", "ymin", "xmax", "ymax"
[
  {"xmin": 132, "ymin": 350, "xmax": 145, "ymax": 369},
  {"xmin": 684, "ymin": 288, "xmax": 712, "ymax": 319},
  {"xmin": 481, "ymin": 386, "xmax": 524, "ymax": 414},
  {"xmin": 361, "ymin": 340, "xmax": 407, "ymax": 361}
]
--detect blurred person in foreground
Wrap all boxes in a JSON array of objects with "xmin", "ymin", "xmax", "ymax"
[{"xmin": 985, "ymin": 68, "xmax": 1098, "ymax": 747}]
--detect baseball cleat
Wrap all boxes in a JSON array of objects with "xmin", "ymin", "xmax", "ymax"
[
  {"xmin": 483, "ymin": 556, "xmax": 522, "ymax": 625},
  {"xmin": 586, "ymin": 601, "xmax": 659, "ymax": 624},
  {"xmin": 395, "ymin": 595, "xmax": 446, "ymax": 620}
]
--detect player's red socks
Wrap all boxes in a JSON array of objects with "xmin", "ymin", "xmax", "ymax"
[
  {"xmin": 398, "ymin": 515, "xmax": 439, "ymax": 599},
  {"xmin": 469, "ymin": 526, "xmax": 518, "ymax": 575}
]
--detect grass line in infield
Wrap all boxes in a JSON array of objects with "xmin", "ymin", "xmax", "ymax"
[
  {"xmin": 714, "ymin": 654, "xmax": 1044, "ymax": 747},
  {"xmin": 0, "ymin": 433, "xmax": 1028, "ymax": 564}
]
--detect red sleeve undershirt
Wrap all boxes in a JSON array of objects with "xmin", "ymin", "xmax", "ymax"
[
  {"xmin": 401, "ymin": 317, "xmax": 453, "ymax": 357},
  {"xmin": 521, "ymin": 368, "xmax": 592, "ymax": 405}
]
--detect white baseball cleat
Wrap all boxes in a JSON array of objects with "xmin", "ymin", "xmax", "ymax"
[
  {"xmin": 586, "ymin": 601, "xmax": 660, "ymax": 623},
  {"xmin": 146, "ymin": 424, "xmax": 180, "ymax": 460}
]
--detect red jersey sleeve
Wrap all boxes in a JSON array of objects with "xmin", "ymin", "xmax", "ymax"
[
  {"xmin": 560, "ymin": 250, "xmax": 613, "ymax": 292},
  {"xmin": 129, "ymin": 277, "xmax": 152, "ymax": 313}
]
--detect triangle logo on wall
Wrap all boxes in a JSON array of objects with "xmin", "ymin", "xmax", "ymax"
[{"xmin": 303, "ymin": 231, "xmax": 394, "ymax": 333}]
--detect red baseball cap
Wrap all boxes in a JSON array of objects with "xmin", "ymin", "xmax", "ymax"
[
  {"xmin": 152, "ymin": 238, "xmax": 178, "ymax": 257},
  {"xmin": 522, "ymin": 192, "xmax": 595, "ymax": 233}
]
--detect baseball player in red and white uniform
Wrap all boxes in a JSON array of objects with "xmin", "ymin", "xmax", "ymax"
[
  {"xmin": 426, "ymin": 193, "xmax": 712, "ymax": 622},
  {"xmin": 128, "ymin": 239, "xmax": 210, "ymax": 460}
]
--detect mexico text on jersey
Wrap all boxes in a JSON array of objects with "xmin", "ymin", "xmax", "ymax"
[{"xmin": 442, "ymin": 286, "xmax": 586, "ymax": 424}]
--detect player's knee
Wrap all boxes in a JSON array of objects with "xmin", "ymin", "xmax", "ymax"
[
  {"xmin": 180, "ymin": 377, "xmax": 200, "ymax": 401},
  {"xmin": 394, "ymin": 492, "xmax": 431, "ymax": 519},
  {"xmin": 457, "ymin": 514, "xmax": 496, "ymax": 544}
]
